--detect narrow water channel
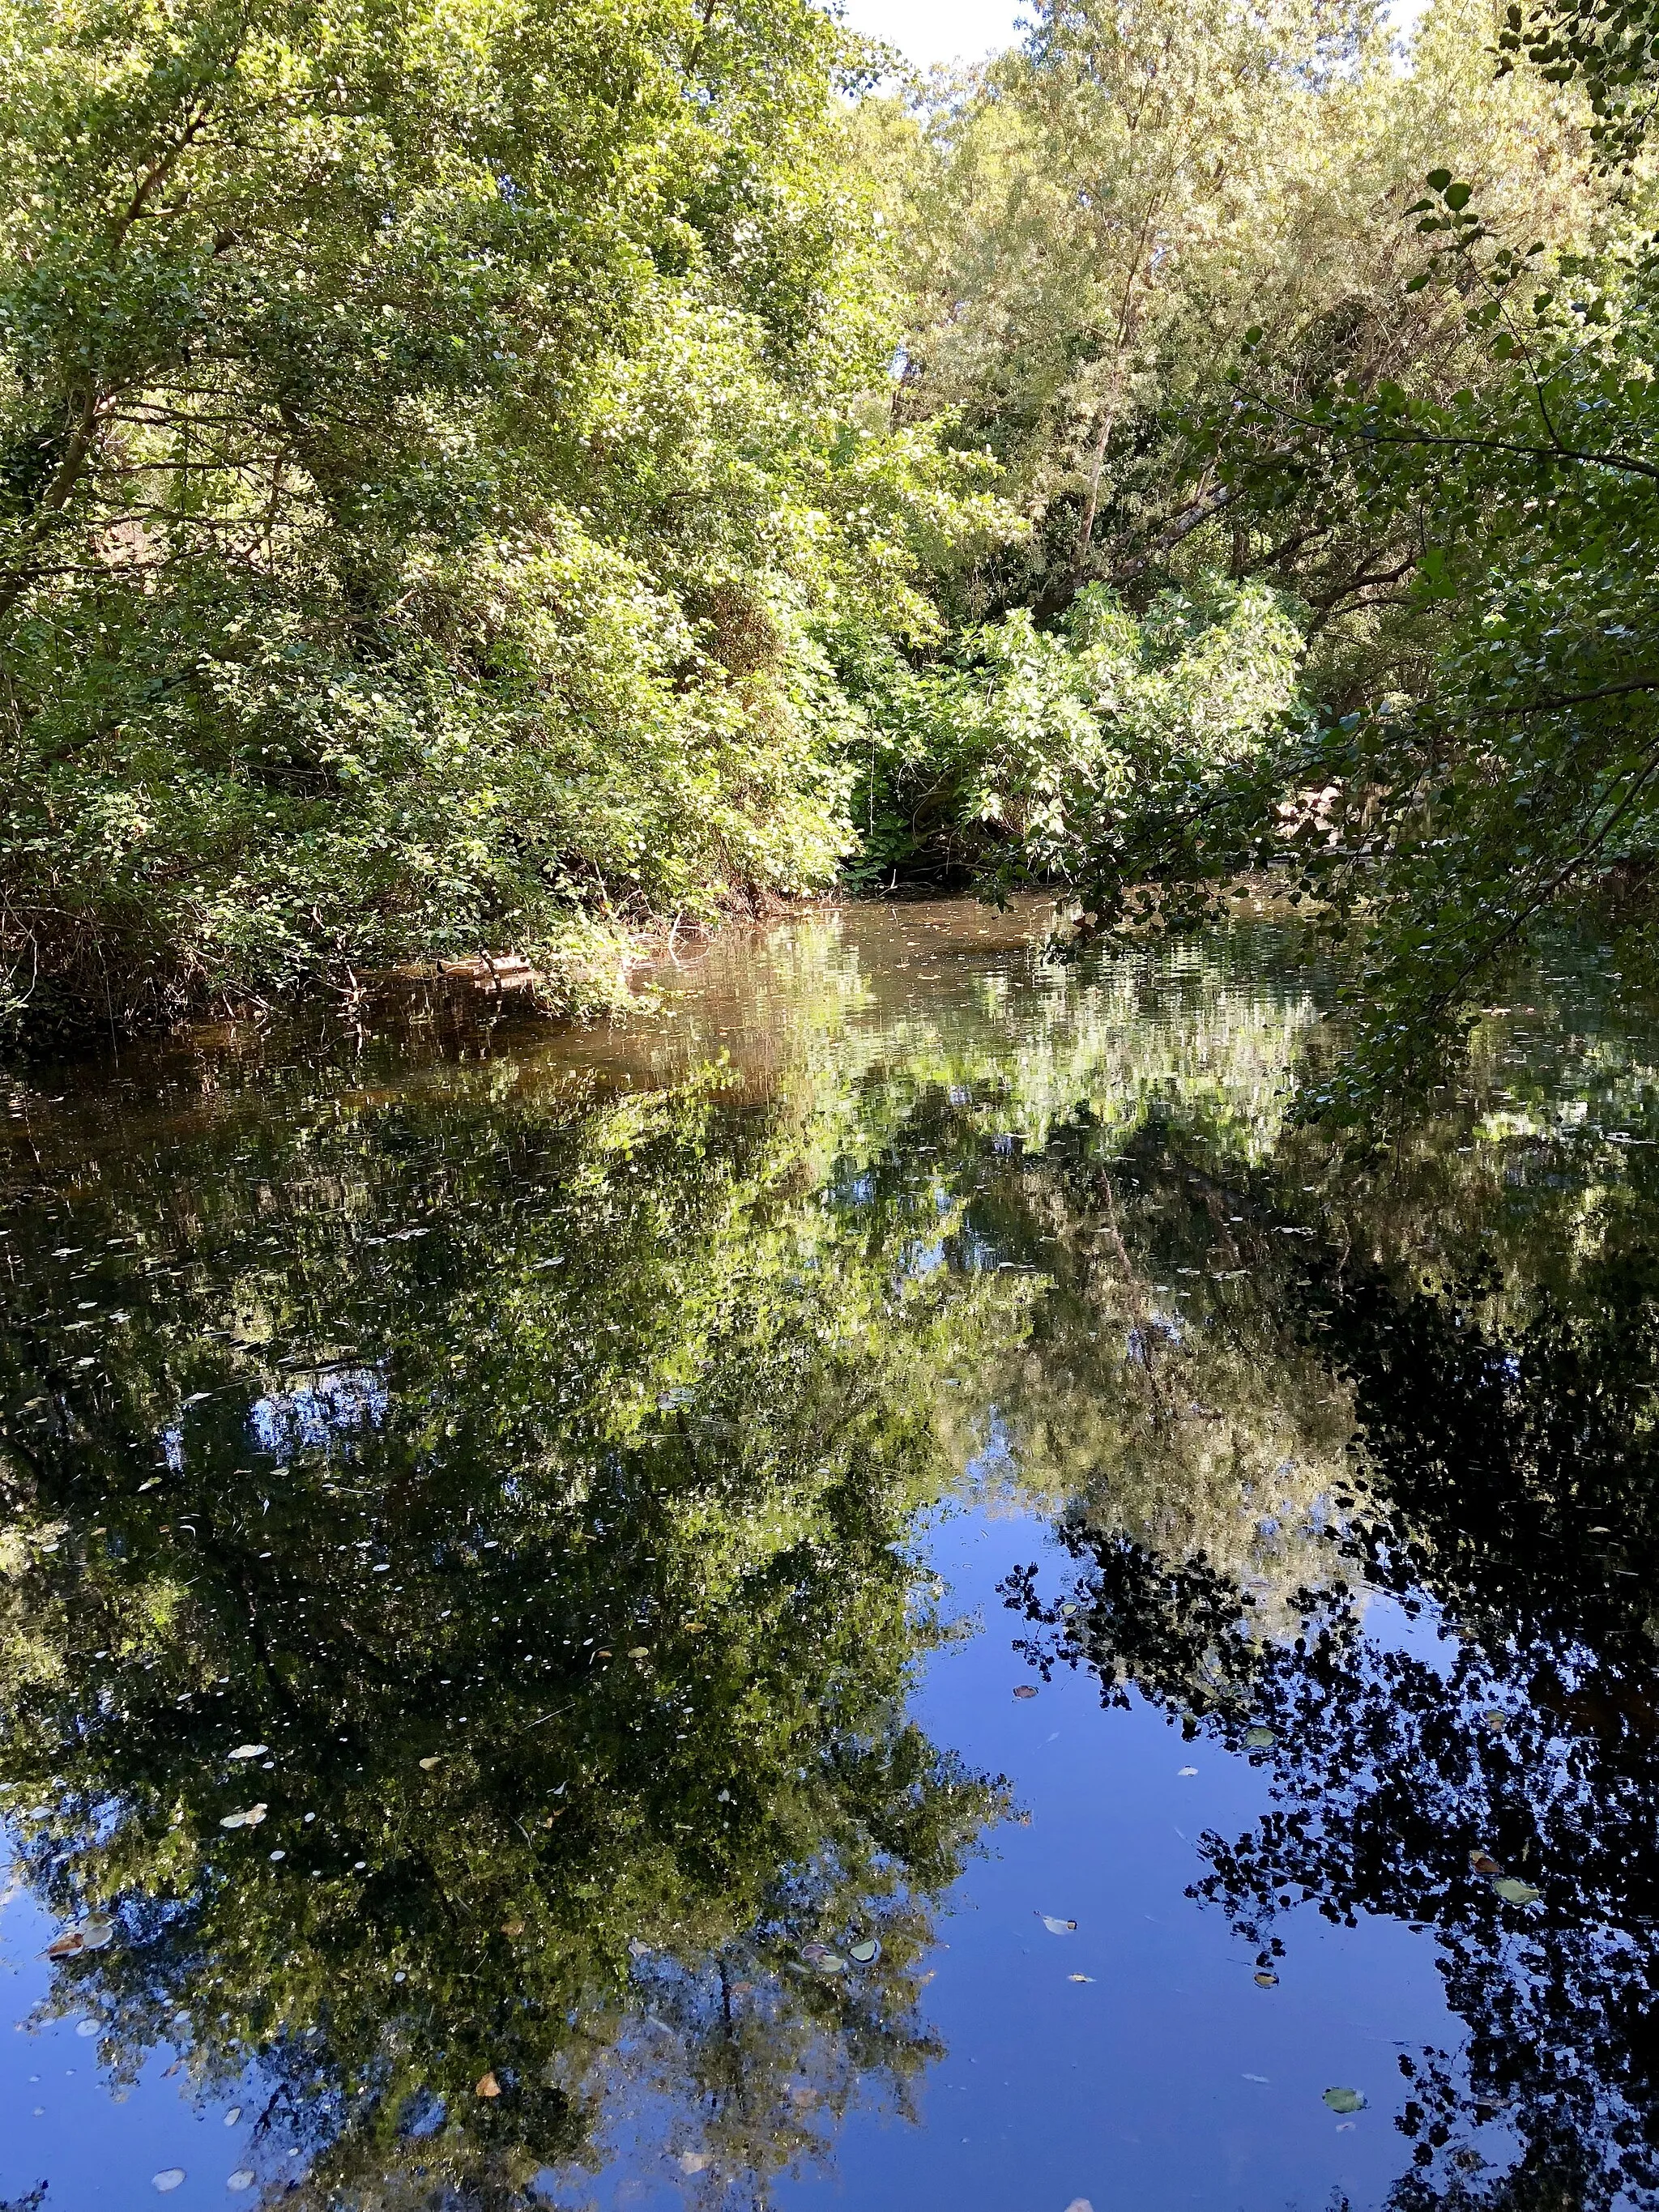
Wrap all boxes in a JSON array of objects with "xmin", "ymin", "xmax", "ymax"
[{"xmin": 2, "ymin": 899, "xmax": 1656, "ymax": 2211}]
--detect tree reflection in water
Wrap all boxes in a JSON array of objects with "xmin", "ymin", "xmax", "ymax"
[
  {"xmin": 0, "ymin": 1034, "xmax": 1013, "ymax": 2207},
  {"xmin": 4, "ymin": 906, "xmax": 1659, "ymax": 2208},
  {"xmin": 1002, "ymin": 1114, "xmax": 1659, "ymax": 2211}
]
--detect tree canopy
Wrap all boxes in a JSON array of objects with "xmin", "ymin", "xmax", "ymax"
[
  {"xmin": 0, "ymin": 0, "xmax": 995, "ymax": 1037},
  {"xmin": 5, "ymin": 0, "xmax": 1659, "ymax": 1105}
]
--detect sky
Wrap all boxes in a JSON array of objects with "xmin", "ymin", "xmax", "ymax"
[{"xmin": 834, "ymin": 0, "xmax": 1028, "ymax": 67}]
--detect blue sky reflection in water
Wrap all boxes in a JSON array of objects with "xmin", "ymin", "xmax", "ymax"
[
  {"xmin": 0, "ymin": 899, "xmax": 1657, "ymax": 2211},
  {"xmin": 806, "ymin": 1508, "xmax": 1464, "ymax": 2212}
]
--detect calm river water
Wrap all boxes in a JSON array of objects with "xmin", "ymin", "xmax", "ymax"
[{"xmin": 2, "ymin": 899, "xmax": 1657, "ymax": 2212}]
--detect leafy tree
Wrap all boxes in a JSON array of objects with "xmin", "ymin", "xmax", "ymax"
[
  {"xmin": 813, "ymin": 0, "xmax": 1631, "ymax": 969},
  {"xmin": 840, "ymin": 577, "xmax": 1304, "ymax": 889},
  {"xmin": 1499, "ymin": 0, "xmax": 1659, "ymax": 162},
  {"xmin": 1005, "ymin": 1, "xmax": 1659, "ymax": 1121},
  {"xmin": 881, "ymin": 0, "xmax": 1597, "ymax": 626},
  {"xmin": 1055, "ymin": 168, "xmax": 1659, "ymax": 1121},
  {"xmin": 0, "ymin": 0, "xmax": 999, "ymax": 1041}
]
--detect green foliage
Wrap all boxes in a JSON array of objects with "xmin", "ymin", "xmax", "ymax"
[
  {"xmin": 4, "ymin": 0, "xmax": 1648, "ymax": 1128},
  {"xmin": 876, "ymin": 0, "xmax": 1597, "ymax": 630},
  {"xmin": 840, "ymin": 580, "xmax": 1305, "ymax": 888},
  {"xmin": 1498, "ymin": 0, "xmax": 1659, "ymax": 164},
  {"xmin": 849, "ymin": 0, "xmax": 1659, "ymax": 1123},
  {"xmin": 825, "ymin": 0, "xmax": 1633, "ymax": 980},
  {"xmin": 0, "ymin": 0, "xmax": 1000, "ymax": 1039},
  {"xmin": 1120, "ymin": 177, "xmax": 1659, "ymax": 1117}
]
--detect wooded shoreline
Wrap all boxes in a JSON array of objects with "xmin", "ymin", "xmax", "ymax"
[{"xmin": 3, "ymin": 0, "xmax": 1657, "ymax": 1113}]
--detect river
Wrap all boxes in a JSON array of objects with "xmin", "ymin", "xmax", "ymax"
[{"xmin": 1, "ymin": 897, "xmax": 1656, "ymax": 2211}]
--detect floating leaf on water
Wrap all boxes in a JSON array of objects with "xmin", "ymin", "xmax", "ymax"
[
  {"xmin": 1254, "ymin": 1971, "xmax": 1278, "ymax": 1987},
  {"xmin": 1493, "ymin": 1877, "xmax": 1542, "ymax": 1904},
  {"xmin": 1323, "ymin": 2087, "xmax": 1367, "ymax": 2114},
  {"xmin": 1244, "ymin": 1727, "xmax": 1275, "ymax": 1750},
  {"xmin": 1469, "ymin": 1849, "xmax": 1503, "ymax": 1877},
  {"xmin": 1060, "ymin": 1602, "xmax": 1080, "ymax": 1617},
  {"xmin": 418, "ymin": 1756, "xmax": 441, "ymax": 1771},
  {"xmin": 849, "ymin": 1939, "xmax": 880, "ymax": 1963},
  {"xmin": 1243, "ymin": 2073, "xmax": 1270, "ymax": 2084},
  {"xmin": 1013, "ymin": 1685, "xmax": 1038, "ymax": 1700},
  {"xmin": 476, "ymin": 2071, "xmax": 501, "ymax": 2099},
  {"xmin": 225, "ymin": 2108, "xmax": 241, "ymax": 2126},
  {"xmin": 628, "ymin": 1647, "xmax": 650, "ymax": 1659},
  {"xmin": 1067, "ymin": 1973, "xmax": 1094, "ymax": 1983},
  {"xmin": 76, "ymin": 2018, "xmax": 101, "ymax": 2036},
  {"xmin": 227, "ymin": 1745, "xmax": 267, "ymax": 1762},
  {"xmin": 627, "ymin": 1938, "xmax": 651, "ymax": 1959},
  {"xmin": 152, "ymin": 2171, "xmax": 186, "ymax": 2193},
  {"xmin": 1178, "ymin": 1765, "xmax": 1197, "ymax": 1776},
  {"xmin": 227, "ymin": 2174, "xmax": 255, "ymax": 2194},
  {"xmin": 1063, "ymin": 2201, "xmax": 1095, "ymax": 2212},
  {"xmin": 676, "ymin": 2151, "xmax": 712, "ymax": 2175},
  {"xmin": 1037, "ymin": 1914, "xmax": 1077, "ymax": 1935}
]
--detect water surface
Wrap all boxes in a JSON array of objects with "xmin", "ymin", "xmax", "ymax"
[{"xmin": 2, "ymin": 901, "xmax": 1657, "ymax": 2211}]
